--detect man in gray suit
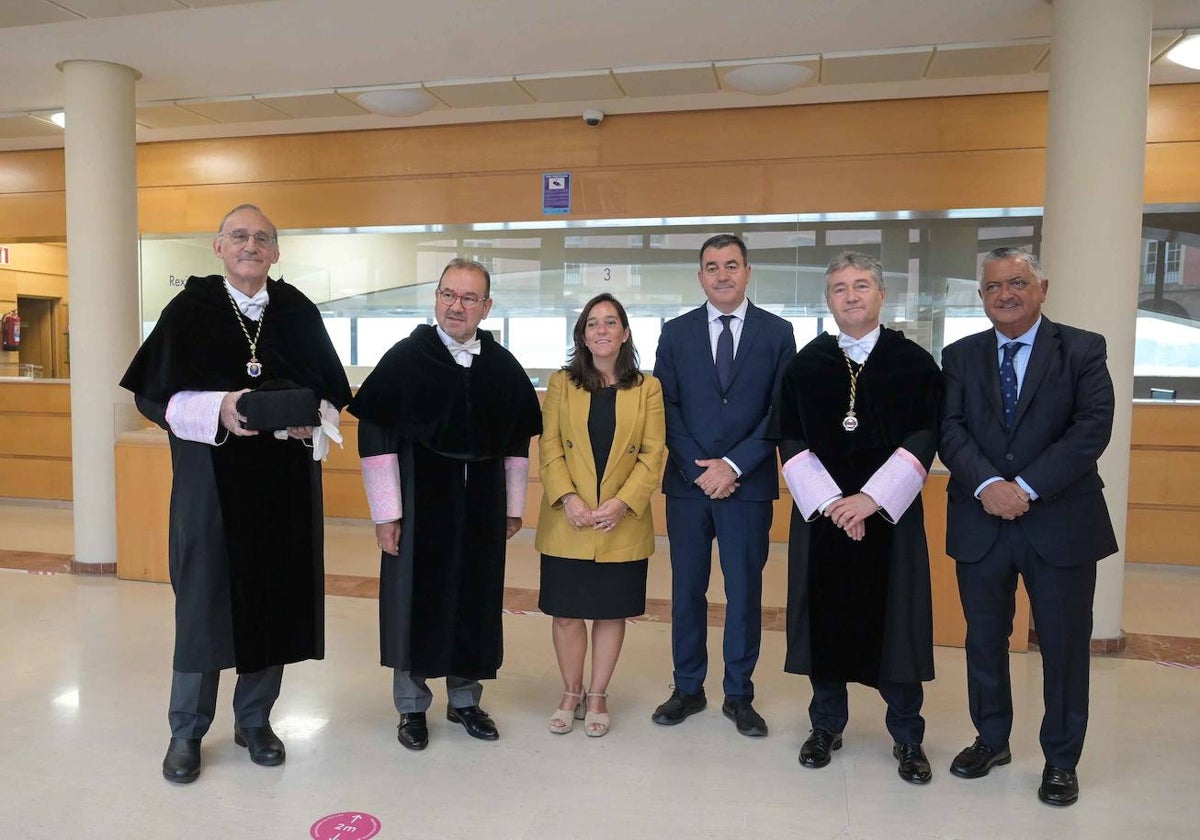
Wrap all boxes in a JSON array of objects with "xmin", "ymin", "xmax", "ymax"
[{"xmin": 939, "ymin": 246, "xmax": 1117, "ymax": 807}]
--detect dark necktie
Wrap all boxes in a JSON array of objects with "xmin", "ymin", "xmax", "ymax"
[
  {"xmin": 1000, "ymin": 341, "xmax": 1024, "ymax": 428},
  {"xmin": 716, "ymin": 315, "xmax": 735, "ymax": 390}
]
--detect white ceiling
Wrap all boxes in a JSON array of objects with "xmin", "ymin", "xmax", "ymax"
[{"xmin": 0, "ymin": 0, "xmax": 1197, "ymax": 151}]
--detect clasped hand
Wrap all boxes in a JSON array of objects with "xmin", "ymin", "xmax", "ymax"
[
  {"xmin": 980, "ymin": 481, "xmax": 1030, "ymax": 520},
  {"xmin": 824, "ymin": 492, "xmax": 880, "ymax": 542},
  {"xmin": 694, "ymin": 458, "xmax": 739, "ymax": 500},
  {"xmin": 563, "ymin": 494, "xmax": 628, "ymax": 532}
]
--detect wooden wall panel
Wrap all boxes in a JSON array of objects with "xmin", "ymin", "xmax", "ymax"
[
  {"xmin": 0, "ymin": 382, "xmax": 69, "ymax": 413},
  {"xmin": 0, "ymin": 414, "xmax": 71, "ymax": 458},
  {"xmin": 115, "ymin": 432, "xmax": 172, "ymax": 582},
  {"xmin": 1131, "ymin": 402, "xmax": 1200, "ymax": 447},
  {"xmin": 1126, "ymin": 507, "xmax": 1200, "ymax": 566},
  {"xmin": 3, "ymin": 86, "xmax": 1200, "ymax": 237},
  {"xmin": 764, "ymin": 148, "xmax": 1047, "ymax": 213},
  {"xmin": 1129, "ymin": 450, "xmax": 1200, "ymax": 506},
  {"xmin": 0, "ymin": 455, "xmax": 71, "ymax": 500}
]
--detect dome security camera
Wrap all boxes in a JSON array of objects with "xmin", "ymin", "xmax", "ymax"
[{"xmin": 582, "ymin": 109, "xmax": 605, "ymax": 127}]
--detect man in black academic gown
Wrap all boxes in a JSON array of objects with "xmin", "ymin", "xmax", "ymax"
[
  {"xmin": 769, "ymin": 251, "xmax": 943, "ymax": 785},
  {"xmin": 121, "ymin": 204, "xmax": 352, "ymax": 783},
  {"xmin": 351, "ymin": 258, "xmax": 541, "ymax": 751}
]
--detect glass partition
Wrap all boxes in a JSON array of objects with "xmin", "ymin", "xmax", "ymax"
[{"xmin": 138, "ymin": 207, "xmax": 1200, "ymax": 391}]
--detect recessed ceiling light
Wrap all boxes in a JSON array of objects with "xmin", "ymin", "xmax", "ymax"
[
  {"xmin": 355, "ymin": 89, "xmax": 437, "ymax": 117},
  {"xmin": 1166, "ymin": 33, "xmax": 1200, "ymax": 70},
  {"xmin": 723, "ymin": 64, "xmax": 814, "ymax": 95},
  {"xmin": 50, "ymin": 111, "xmax": 66, "ymax": 128}
]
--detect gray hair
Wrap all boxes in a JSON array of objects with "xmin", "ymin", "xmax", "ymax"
[
  {"xmin": 217, "ymin": 203, "xmax": 276, "ymax": 237},
  {"xmin": 439, "ymin": 257, "xmax": 492, "ymax": 298},
  {"xmin": 824, "ymin": 250, "xmax": 884, "ymax": 292},
  {"xmin": 981, "ymin": 246, "xmax": 1044, "ymax": 282}
]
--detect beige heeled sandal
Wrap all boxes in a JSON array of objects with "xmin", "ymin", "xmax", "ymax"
[
  {"xmin": 548, "ymin": 689, "xmax": 586, "ymax": 734},
  {"xmin": 584, "ymin": 691, "xmax": 610, "ymax": 738}
]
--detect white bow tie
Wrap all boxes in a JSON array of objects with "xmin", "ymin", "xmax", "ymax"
[
  {"xmin": 838, "ymin": 335, "xmax": 873, "ymax": 363},
  {"xmin": 448, "ymin": 337, "xmax": 481, "ymax": 356}
]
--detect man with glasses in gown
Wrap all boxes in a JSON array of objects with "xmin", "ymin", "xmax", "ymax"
[{"xmin": 351, "ymin": 258, "xmax": 541, "ymax": 751}]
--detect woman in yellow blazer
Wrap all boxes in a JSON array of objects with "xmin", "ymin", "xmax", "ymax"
[{"xmin": 536, "ymin": 293, "xmax": 665, "ymax": 738}]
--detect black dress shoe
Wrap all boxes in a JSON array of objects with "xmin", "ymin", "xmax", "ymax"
[
  {"xmin": 893, "ymin": 742, "xmax": 933, "ymax": 785},
  {"xmin": 721, "ymin": 698, "xmax": 768, "ymax": 737},
  {"xmin": 949, "ymin": 737, "xmax": 1011, "ymax": 779},
  {"xmin": 651, "ymin": 688, "xmax": 707, "ymax": 725},
  {"xmin": 447, "ymin": 704, "xmax": 499, "ymax": 741},
  {"xmin": 162, "ymin": 737, "xmax": 201, "ymax": 784},
  {"xmin": 234, "ymin": 723, "xmax": 285, "ymax": 766},
  {"xmin": 397, "ymin": 712, "xmax": 429, "ymax": 751},
  {"xmin": 1037, "ymin": 764, "xmax": 1079, "ymax": 806},
  {"xmin": 798, "ymin": 728, "xmax": 842, "ymax": 768}
]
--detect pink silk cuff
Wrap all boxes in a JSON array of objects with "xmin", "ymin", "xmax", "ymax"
[
  {"xmin": 361, "ymin": 454, "xmax": 402, "ymax": 523},
  {"xmin": 165, "ymin": 391, "xmax": 224, "ymax": 444},
  {"xmin": 781, "ymin": 450, "xmax": 842, "ymax": 521},
  {"xmin": 505, "ymin": 457, "xmax": 530, "ymax": 518},
  {"xmin": 861, "ymin": 448, "xmax": 928, "ymax": 524}
]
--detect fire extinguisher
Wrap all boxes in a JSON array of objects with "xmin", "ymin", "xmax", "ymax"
[{"xmin": 2, "ymin": 310, "xmax": 19, "ymax": 351}]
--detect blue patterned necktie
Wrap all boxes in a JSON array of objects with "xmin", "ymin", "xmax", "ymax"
[
  {"xmin": 1000, "ymin": 341, "xmax": 1024, "ymax": 427},
  {"xmin": 716, "ymin": 314, "xmax": 735, "ymax": 390}
]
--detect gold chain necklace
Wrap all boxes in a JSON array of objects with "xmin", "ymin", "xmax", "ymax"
[
  {"xmin": 224, "ymin": 284, "xmax": 267, "ymax": 378},
  {"xmin": 841, "ymin": 351, "xmax": 863, "ymax": 432}
]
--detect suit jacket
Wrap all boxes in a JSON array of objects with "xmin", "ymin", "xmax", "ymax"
[
  {"xmin": 654, "ymin": 301, "xmax": 796, "ymax": 502},
  {"xmin": 535, "ymin": 370, "xmax": 666, "ymax": 562},
  {"xmin": 939, "ymin": 317, "xmax": 1117, "ymax": 567}
]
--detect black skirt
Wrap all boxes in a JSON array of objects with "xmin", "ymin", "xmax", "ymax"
[{"xmin": 538, "ymin": 554, "xmax": 648, "ymax": 620}]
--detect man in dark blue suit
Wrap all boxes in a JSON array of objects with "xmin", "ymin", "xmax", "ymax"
[
  {"xmin": 940, "ymin": 246, "xmax": 1117, "ymax": 807},
  {"xmin": 651, "ymin": 234, "xmax": 795, "ymax": 736}
]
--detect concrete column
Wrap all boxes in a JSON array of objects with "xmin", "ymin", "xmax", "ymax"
[
  {"xmin": 1040, "ymin": 0, "xmax": 1151, "ymax": 642},
  {"xmin": 61, "ymin": 60, "xmax": 141, "ymax": 568}
]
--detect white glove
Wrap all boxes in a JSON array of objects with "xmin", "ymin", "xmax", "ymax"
[{"xmin": 310, "ymin": 399, "xmax": 344, "ymax": 461}]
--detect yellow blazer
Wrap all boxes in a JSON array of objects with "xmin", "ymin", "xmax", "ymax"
[{"xmin": 535, "ymin": 369, "xmax": 665, "ymax": 562}]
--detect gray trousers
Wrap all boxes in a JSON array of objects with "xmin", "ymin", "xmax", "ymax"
[
  {"xmin": 392, "ymin": 669, "xmax": 482, "ymax": 714},
  {"xmin": 168, "ymin": 666, "xmax": 284, "ymax": 739}
]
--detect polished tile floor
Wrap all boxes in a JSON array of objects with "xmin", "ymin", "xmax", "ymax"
[{"xmin": 2, "ymin": 499, "xmax": 1199, "ymax": 839}]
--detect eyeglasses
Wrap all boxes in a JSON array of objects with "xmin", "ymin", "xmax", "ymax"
[
  {"xmin": 436, "ymin": 288, "xmax": 487, "ymax": 309},
  {"xmin": 221, "ymin": 230, "xmax": 276, "ymax": 247}
]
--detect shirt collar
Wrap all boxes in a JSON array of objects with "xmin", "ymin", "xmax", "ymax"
[
  {"xmin": 994, "ymin": 316, "xmax": 1042, "ymax": 349},
  {"xmin": 706, "ymin": 298, "xmax": 749, "ymax": 324}
]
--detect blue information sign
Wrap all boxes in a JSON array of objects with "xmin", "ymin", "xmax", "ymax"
[{"xmin": 543, "ymin": 172, "xmax": 571, "ymax": 215}]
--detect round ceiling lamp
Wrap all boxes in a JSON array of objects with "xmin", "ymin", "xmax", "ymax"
[
  {"xmin": 356, "ymin": 88, "xmax": 437, "ymax": 117},
  {"xmin": 723, "ymin": 63, "xmax": 814, "ymax": 95},
  {"xmin": 1166, "ymin": 33, "xmax": 1200, "ymax": 71}
]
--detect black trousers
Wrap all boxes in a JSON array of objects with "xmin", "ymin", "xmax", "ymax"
[
  {"xmin": 956, "ymin": 521, "xmax": 1096, "ymax": 769},
  {"xmin": 809, "ymin": 676, "xmax": 925, "ymax": 744}
]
